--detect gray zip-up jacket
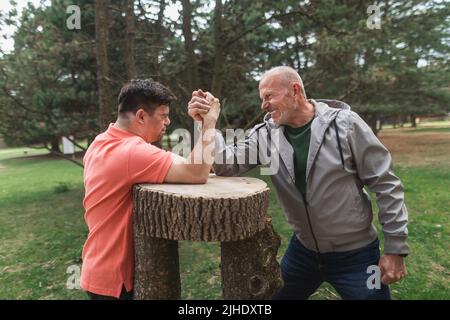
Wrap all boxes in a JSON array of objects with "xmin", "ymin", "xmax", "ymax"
[{"xmin": 213, "ymin": 99, "xmax": 409, "ymax": 255}]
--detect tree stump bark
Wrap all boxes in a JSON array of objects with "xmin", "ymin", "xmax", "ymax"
[
  {"xmin": 221, "ymin": 219, "xmax": 282, "ymax": 299},
  {"xmin": 133, "ymin": 174, "xmax": 282, "ymax": 300},
  {"xmin": 133, "ymin": 236, "xmax": 181, "ymax": 299}
]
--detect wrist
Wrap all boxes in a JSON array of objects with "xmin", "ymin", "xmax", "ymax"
[{"xmin": 202, "ymin": 119, "xmax": 217, "ymax": 128}]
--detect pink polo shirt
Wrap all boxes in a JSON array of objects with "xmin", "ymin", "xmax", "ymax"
[{"xmin": 80, "ymin": 123, "xmax": 173, "ymax": 298}]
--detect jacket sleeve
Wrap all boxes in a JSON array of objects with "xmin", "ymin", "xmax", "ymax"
[
  {"xmin": 212, "ymin": 125, "xmax": 263, "ymax": 177},
  {"xmin": 346, "ymin": 111, "xmax": 410, "ymax": 255}
]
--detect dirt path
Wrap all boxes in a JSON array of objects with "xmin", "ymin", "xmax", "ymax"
[{"xmin": 379, "ymin": 131, "xmax": 450, "ymax": 167}]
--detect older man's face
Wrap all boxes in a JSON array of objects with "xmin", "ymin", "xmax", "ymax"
[{"xmin": 259, "ymin": 75, "xmax": 295, "ymax": 126}]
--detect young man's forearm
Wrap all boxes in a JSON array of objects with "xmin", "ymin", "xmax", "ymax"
[{"xmin": 186, "ymin": 119, "xmax": 216, "ymax": 181}]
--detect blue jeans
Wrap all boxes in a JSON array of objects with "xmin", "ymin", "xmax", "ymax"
[{"xmin": 274, "ymin": 234, "xmax": 391, "ymax": 300}]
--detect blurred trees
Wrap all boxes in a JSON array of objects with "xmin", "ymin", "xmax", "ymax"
[
  {"xmin": 0, "ymin": 0, "xmax": 449, "ymax": 151},
  {"xmin": 0, "ymin": 0, "xmax": 98, "ymax": 156}
]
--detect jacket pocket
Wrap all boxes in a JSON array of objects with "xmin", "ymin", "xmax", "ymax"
[{"xmin": 349, "ymin": 179, "xmax": 371, "ymax": 227}]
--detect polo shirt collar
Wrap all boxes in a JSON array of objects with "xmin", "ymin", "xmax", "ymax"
[{"xmin": 106, "ymin": 123, "xmax": 137, "ymax": 139}]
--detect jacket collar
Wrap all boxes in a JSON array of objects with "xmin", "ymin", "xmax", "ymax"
[{"xmin": 262, "ymin": 99, "xmax": 351, "ymax": 184}]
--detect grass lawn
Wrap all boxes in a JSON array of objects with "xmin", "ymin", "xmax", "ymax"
[
  {"xmin": 0, "ymin": 123, "xmax": 449, "ymax": 300},
  {"xmin": 0, "ymin": 147, "xmax": 49, "ymax": 161}
]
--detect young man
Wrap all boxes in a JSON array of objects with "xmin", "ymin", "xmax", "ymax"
[
  {"xmin": 81, "ymin": 79, "xmax": 219, "ymax": 299},
  {"xmin": 189, "ymin": 66, "xmax": 409, "ymax": 300}
]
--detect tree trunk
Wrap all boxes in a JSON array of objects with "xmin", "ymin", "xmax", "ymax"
[
  {"xmin": 156, "ymin": 0, "xmax": 166, "ymax": 46},
  {"xmin": 133, "ymin": 235, "xmax": 181, "ymax": 299},
  {"xmin": 95, "ymin": 0, "xmax": 113, "ymax": 131},
  {"xmin": 211, "ymin": 0, "xmax": 224, "ymax": 98},
  {"xmin": 154, "ymin": 0, "xmax": 166, "ymax": 75},
  {"xmin": 400, "ymin": 115, "xmax": 406, "ymax": 128},
  {"xmin": 125, "ymin": 0, "xmax": 137, "ymax": 79},
  {"xmin": 411, "ymin": 114, "xmax": 417, "ymax": 128},
  {"xmin": 133, "ymin": 175, "xmax": 282, "ymax": 299},
  {"xmin": 50, "ymin": 138, "xmax": 61, "ymax": 153},
  {"xmin": 363, "ymin": 114, "xmax": 379, "ymax": 136},
  {"xmin": 181, "ymin": 0, "xmax": 199, "ymax": 91}
]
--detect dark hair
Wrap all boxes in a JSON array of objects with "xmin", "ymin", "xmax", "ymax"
[{"xmin": 117, "ymin": 79, "xmax": 177, "ymax": 115}]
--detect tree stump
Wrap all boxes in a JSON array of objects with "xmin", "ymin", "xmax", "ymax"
[{"xmin": 133, "ymin": 174, "xmax": 282, "ymax": 300}]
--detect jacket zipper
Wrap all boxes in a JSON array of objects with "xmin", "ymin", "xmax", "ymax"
[
  {"xmin": 299, "ymin": 115, "xmax": 341, "ymax": 256},
  {"xmin": 265, "ymin": 119, "xmax": 322, "ymax": 254},
  {"xmin": 300, "ymin": 191, "xmax": 321, "ymax": 254}
]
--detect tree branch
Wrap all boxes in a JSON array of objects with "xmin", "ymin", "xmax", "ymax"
[
  {"xmin": 43, "ymin": 144, "xmax": 84, "ymax": 168},
  {"xmin": 225, "ymin": 9, "xmax": 348, "ymax": 47}
]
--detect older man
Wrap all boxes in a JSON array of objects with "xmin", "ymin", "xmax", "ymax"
[{"xmin": 188, "ymin": 66, "xmax": 409, "ymax": 300}]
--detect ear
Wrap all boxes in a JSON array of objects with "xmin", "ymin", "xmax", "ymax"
[
  {"xmin": 292, "ymin": 83, "xmax": 304, "ymax": 99},
  {"xmin": 135, "ymin": 108, "xmax": 146, "ymax": 124}
]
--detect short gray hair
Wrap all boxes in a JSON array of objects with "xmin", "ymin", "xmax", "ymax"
[{"xmin": 261, "ymin": 66, "xmax": 306, "ymax": 97}]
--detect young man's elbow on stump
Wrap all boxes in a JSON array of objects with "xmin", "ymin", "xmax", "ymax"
[{"xmin": 80, "ymin": 79, "xmax": 220, "ymax": 299}]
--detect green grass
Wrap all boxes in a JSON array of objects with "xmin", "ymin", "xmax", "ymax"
[
  {"xmin": 383, "ymin": 126, "xmax": 450, "ymax": 134},
  {"xmin": 0, "ymin": 126, "xmax": 449, "ymax": 300},
  {"xmin": 0, "ymin": 155, "xmax": 87, "ymax": 299},
  {"xmin": 381, "ymin": 119, "xmax": 450, "ymax": 130},
  {"xmin": 388, "ymin": 166, "xmax": 450, "ymax": 299},
  {"xmin": 0, "ymin": 147, "xmax": 49, "ymax": 161}
]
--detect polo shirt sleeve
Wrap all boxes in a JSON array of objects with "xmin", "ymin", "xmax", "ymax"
[{"xmin": 128, "ymin": 141, "xmax": 173, "ymax": 184}]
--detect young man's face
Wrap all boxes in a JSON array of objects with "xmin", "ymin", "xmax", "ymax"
[{"xmin": 141, "ymin": 105, "xmax": 170, "ymax": 143}]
